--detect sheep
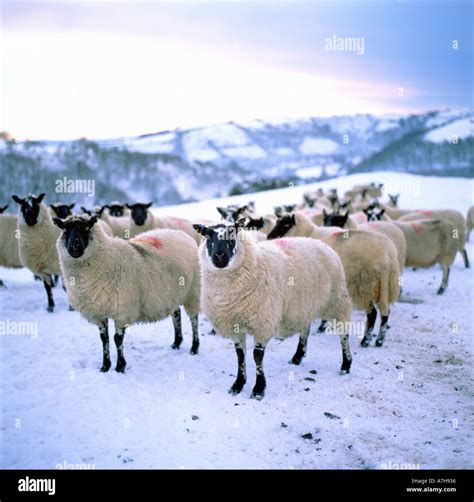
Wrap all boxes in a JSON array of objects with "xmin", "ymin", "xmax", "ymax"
[
  {"xmin": 399, "ymin": 209, "xmax": 469, "ymax": 268},
  {"xmin": 267, "ymin": 211, "xmax": 400, "ymax": 348},
  {"xmin": 49, "ymin": 203, "xmax": 75, "ymax": 219},
  {"xmin": 467, "ymin": 206, "xmax": 474, "ymax": 242},
  {"xmin": 193, "ymin": 221, "xmax": 353, "ymax": 400},
  {"xmin": 11, "ymin": 194, "xmax": 62, "ymax": 311},
  {"xmin": 0, "ymin": 206, "xmax": 22, "ymax": 287},
  {"xmin": 394, "ymin": 219, "xmax": 457, "ymax": 294},
  {"xmin": 95, "ymin": 205, "xmax": 130, "ymax": 238},
  {"xmin": 127, "ymin": 202, "xmax": 201, "ymax": 243},
  {"xmin": 105, "ymin": 201, "xmax": 131, "ymax": 217},
  {"xmin": 53, "ymin": 215, "xmax": 201, "ymax": 372}
]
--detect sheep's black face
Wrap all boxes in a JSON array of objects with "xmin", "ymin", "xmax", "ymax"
[
  {"xmin": 108, "ymin": 204, "xmax": 125, "ymax": 217},
  {"xmin": 12, "ymin": 194, "xmax": 45, "ymax": 226},
  {"xmin": 364, "ymin": 208, "xmax": 385, "ymax": 221},
  {"xmin": 51, "ymin": 204, "xmax": 75, "ymax": 219},
  {"xmin": 267, "ymin": 214, "xmax": 296, "ymax": 240},
  {"xmin": 53, "ymin": 216, "xmax": 98, "ymax": 259},
  {"xmin": 193, "ymin": 224, "xmax": 238, "ymax": 269},
  {"xmin": 323, "ymin": 211, "xmax": 348, "ymax": 228},
  {"xmin": 127, "ymin": 202, "xmax": 152, "ymax": 226}
]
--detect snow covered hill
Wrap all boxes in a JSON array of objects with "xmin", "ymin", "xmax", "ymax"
[
  {"xmin": 1, "ymin": 173, "xmax": 473, "ymax": 469},
  {"xmin": 1, "ymin": 109, "xmax": 472, "ymax": 208}
]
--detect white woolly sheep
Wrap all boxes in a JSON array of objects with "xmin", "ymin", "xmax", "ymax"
[
  {"xmin": 393, "ymin": 219, "xmax": 458, "ymax": 294},
  {"xmin": 11, "ymin": 194, "xmax": 62, "ymax": 311},
  {"xmin": 95, "ymin": 205, "xmax": 130, "ymax": 238},
  {"xmin": 53, "ymin": 215, "xmax": 201, "ymax": 372},
  {"xmin": 399, "ymin": 209, "xmax": 468, "ymax": 268},
  {"xmin": 268, "ymin": 212, "xmax": 400, "ymax": 348},
  {"xmin": 193, "ymin": 221, "xmax": 353, "ymax": 400},
  {"xmin": 0, "ymin": 206, "xmax": 22, "ymax": 287}
]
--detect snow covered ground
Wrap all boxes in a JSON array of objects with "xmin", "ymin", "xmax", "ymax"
[{"xmin": 1, "ymin": 173, "xmax": 473, "ymax": 469}]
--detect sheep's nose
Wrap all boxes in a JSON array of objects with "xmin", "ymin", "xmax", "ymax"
[{"xmin": 215, "ymin": 251, "xmax": 226, "ymax": 261}]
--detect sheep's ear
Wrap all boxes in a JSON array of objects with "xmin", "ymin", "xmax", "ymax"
[
  {"xmin": 96, "ymin": 206, "xmax": 106, "ymax": 216},
  {"xmin": 125, "ymin": 204, "xmax": 133, "ymax": 209},
  {"xmin": 379, "ymin": 183, "xmax": 384, "ymax": 188},
  {"xmin": 146, "ymin": 202, "xmax": 153, "ymax": 208},
  {"xmin": 35, "ymin": 193, "xmax": 46, "ymax": 204},
  {"xmin": 68, "ymin": 203, "xmax": 75, "ymax": 209},
  {"xmin": 363, "ymin": 207, "xmax": 370, "ymax": 214},
  {"xmin": 0, "ymin": 205, "xmax": 8, "ymax": 213},
  {"xmin": 216, "ymin": 207, "xmax": 227, "ymax": 218},
  {"xmin": 12, "ymin": 195, "xmax": 24, "ymax": 205},
  {"xmin": 86, "ymin": 216, "xmax": 98, "ymax": 229},
  {"xmin": 52, "ymin": 217, "xmax": 66, "ymax": 229},
  {"xmin": 193, "ymin": 224, "xmax": 208, "ymax": 236},
  {"xmin": 290, "ymin": 214, "xmax": 296, "ymax": 225},
  {"xmin": 342, "ymin": 211, "xmax": 349, "ymax": 222},
  {"xmin": 379, "ymin": 209, "xmax": 385, "ymax": 216}
]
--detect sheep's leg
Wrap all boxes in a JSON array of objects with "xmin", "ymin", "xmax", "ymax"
[
  {"xmin": 189, "ymin": 314, "xmax": 199, "ymax": 355},
  {"xmin": 229, "ymin": 336, "xmax": 246, "ymax": 395},
  {"xmin": 339, "ymin": 333, "xmax": 352, "ymax": 374},
  {"xmin": 171, "ymin": 308, "xmax": 183, "ymax": 350},
  {"xmin": 360, "ymin": 303, "xmax": 377, "ymax": 347},
  {"xmin": 375, "ymin": 314, "xmax": 390, "ymax": 347},
  {"xmin": 250, "ymin": 342, "xmax": 267, "ymax": 400},
  {"xmin": 437, "ymin": 265, "xmax": 450, "ymax": 295},
  {"xmin": 290, "ymin": 326, "xmax": 310, "ymax": 365},
  {"xmin": 43, "ymin": 278, "xmax": 55, "ymax": 313},
  {"xmin": 0, "ymin": 279, "xmax": 5, "ymax": 288},
  {"xmin": 461, "ymin": 249, "xmax": 470, "ymax": 268},
  {"xmin": 99, "ymin": 320, "xmax": 111, "ymax": 372},
  {"xmin": 114, "ymin": 325, "xmax": 127, "ymax": 373},
  {"xmin": 317, "ymin": 320, "xmax": 327, "ymax": 333}
]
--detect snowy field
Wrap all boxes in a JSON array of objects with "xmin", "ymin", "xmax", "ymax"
[{"xmin": 1, "ymin": 172, "xmax": 473, "ymax": 469}]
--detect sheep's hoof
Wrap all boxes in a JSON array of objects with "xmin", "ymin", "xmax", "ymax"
[
  {"xmin": 115, "ymin": 359, "xmax": 126, "ymax": 373},
  {"xmin": 171, "ymin": 342, "xmax": 181, "ymax": 350},
  {"xmin": 46, "ymin": 305, "xmax": 54, "ymax": 313},
  {"xmin": 340, "ymin": 358, "xmax": 352, "ymax": 374},
  {"xmin": 0, "ymin": 281, "xmax": 6, "ymax": 288},
  {"xmin": 437, "ymin": 287, "xmax": 445, "ymax": 295},
  {"xmin": 290, "ymin": 355, "xmax": 302, "ymax": 365},
  {"xmin": 360, "ymin": 337, "xmax": 371, "ymax": 347},
  {"xmin": 68, "ymin": 305, "xmax": 75, "ymax": 311},
  {"xmin": 375, "ymin": 338, "xmax": 384, "ymax": 347},
  {"xmin": 100, "ymin": 361, "xmax": 111, "ymax": 372},
  {"xmin": 190, "ymin": 344, "xmax": 199, "ymax": 355},
  {"xmin": 229, "ymin": 383, "xmax": 245, "ymax": 395},
  {"xmin": 250, "ymin": 389, "xmax": 265, "ymax": 400}
]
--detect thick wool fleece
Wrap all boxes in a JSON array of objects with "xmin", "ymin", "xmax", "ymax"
[
  {"xmin": 198, "ymin": 234, "xmax": 351, "ymax": 344},
  {"xmin": 467, "ymin": 206, "xmax": 474, "ymax": 241},
  {"xmin": 359, "ymin": 220, "xmax": 407, "ymax": 270},
  {"xmin": 17, "ymin": 203, "xmax": 61, "ymax": 281},
  {"xmin": 393, "ymin": 219, "xmax": 457, "ymax": 269},
  {"xmin": 0, "ymin": 214, "xmax": 22, "ymax": 268},
  {"xmin": 57, "ymin": 225, "xmax": 200, "ymax": 327},
  {"xmin": 286, "ymin": 213, "xmax": 400, "ymax": 314},
  {"xmin": 98, "ymin": 212, "xmax": 130, "ymax": 239},
  {"xmin": 399, "ymin": 210, "xmax": 466, "ymax": 258}
]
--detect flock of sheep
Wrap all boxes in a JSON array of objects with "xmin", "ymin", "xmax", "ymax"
[{"xmin": 0, "ymin": 182, "xmax": 472, "ymax": 400}]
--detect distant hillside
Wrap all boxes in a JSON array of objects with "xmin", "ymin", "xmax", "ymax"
[{"xmin": 1, "ymin": 109, "xmax": 472, "ymax": 208}]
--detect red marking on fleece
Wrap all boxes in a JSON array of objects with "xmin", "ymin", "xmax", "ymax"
[
  {"xmin": 410, "ymin": 223, "xmax": 424, "ymax": 235},
  {"xmin": 275, "ymin": 239, "xmax": 292, "ymax": 248},
  {"xmin": 134, "ymin": 236, "xmax": 162, "ymax": 249},
  {"xmin": 418, "ymin": 210, "xmax": 433, "ymax": 216},
  {"xmin": 329, "ymin": 230, "xmax": 344, "ymax": 240}
]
